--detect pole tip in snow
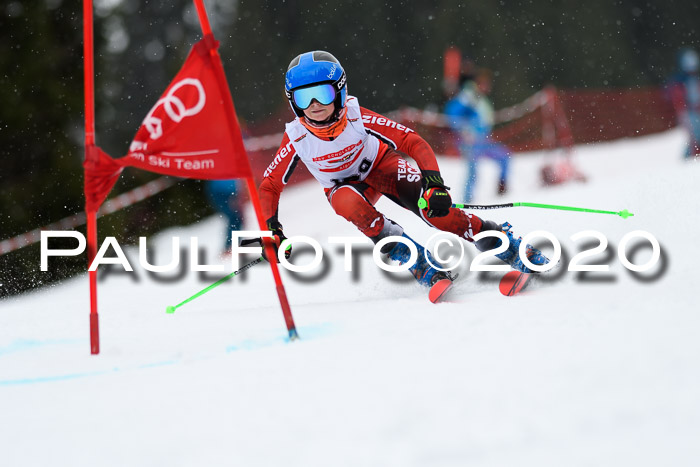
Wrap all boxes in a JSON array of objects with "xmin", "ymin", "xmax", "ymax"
[
  {"xmin": 618, "ymin": 209, "xmax": 634, "ymax": 219},
  {"xmin": 166, "ymin": 305, "xmax": 176, "ymax": 314},
  {"xmin": 288, "ymin": 328, "xmax": 300, "ymax": 342}
]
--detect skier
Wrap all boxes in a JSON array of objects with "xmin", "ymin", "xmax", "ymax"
[
  {"xmin": 444, "ymin": 67, "xmax": 511, "ymax": 202},
  {"xmin": 257, "ymin": 51, "xmax": 547, "ymax": 299},
  {"xmin": 668, "ymin": 48, "xmax": 700, "ymax": 160}
]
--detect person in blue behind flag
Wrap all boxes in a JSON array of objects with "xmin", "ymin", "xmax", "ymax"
[
  {"xmin": 444, "ymin": 67, "xmax": 511, "ymax": 203},
  {"xmin": 205, "ymin": 179, "xmax": 244, "ymax": 256},
  {"xmin": 256, "ymin": 51, "xmax": 548, "ymax": 300}
]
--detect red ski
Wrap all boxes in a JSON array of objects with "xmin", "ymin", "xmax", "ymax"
[
  {"xmin": 429, "ymin": 278, "xmax": 454, "ymax": 303},
  {"xmin": 499, "ymin": 271, "xmax": 532, "ymax": 296}
]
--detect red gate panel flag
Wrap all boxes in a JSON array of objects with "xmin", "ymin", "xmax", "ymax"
[
  {"xmin": 83, "ymin": 145, "xmax": 124, "ymax": 213},
  {"xmin": 84, "ymin": 36, "xmax": 252, "ymax": 213},
  {"xmin": 123, "ymin": 37, "xmax": 251, "ymax": 179}
]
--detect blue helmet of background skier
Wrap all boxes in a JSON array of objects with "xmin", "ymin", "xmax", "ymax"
[
  {"xmin": 678, "ymin": 47, "xmax": 699, "ymax": 76},
  {"xmin": 285, "ymin": 51, "xmax": 347, "ymax": 122}
]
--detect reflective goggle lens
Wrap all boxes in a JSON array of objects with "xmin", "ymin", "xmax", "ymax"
[{"xmin": 292, "ymin": 84, "xmax": 336, "ymax": 109}]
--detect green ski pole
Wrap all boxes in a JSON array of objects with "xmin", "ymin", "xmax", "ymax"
[
  {"xmin": 438, "ymin": 200, "xmax": 634, "ymax": 219},
  {"xmin": 165, "ymin": 256, "xmax": 264, "ymax": 314}
]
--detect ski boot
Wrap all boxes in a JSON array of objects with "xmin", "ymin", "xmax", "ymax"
[
  {"xmin": 475, "ymin": 221, "xmax": 549, "ymax": 273},
  {"xmin": 382, "ymin": 233, "xmax": 452, "ymax": 287},
  {"xmin": 497, "ymin": 179, "xmax": 507, "ymax": 196},
  {"xmin": 495, "ymin": 222, "xmax": 549, "ymax": 273}
]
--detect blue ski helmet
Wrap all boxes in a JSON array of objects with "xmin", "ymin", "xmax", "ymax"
[
  {"xmin": 679, "ymin": 48, "xmax": 699, "ymax": 74},
  {"xmin": 285, "ymin": 51, "xmax": 347, "ymax": 119}
]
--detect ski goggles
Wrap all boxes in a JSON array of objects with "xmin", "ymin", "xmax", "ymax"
[{"xmin": 292, "ymin": 84, "xmax": 336, "ymax": 109}]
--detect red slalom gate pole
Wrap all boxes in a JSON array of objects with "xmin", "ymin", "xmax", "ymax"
[
  {"xmin": 87, "ymin": 211, "xmax": 99, "ymax": 353},
  {"xmin": 245, "ymin": 176, "xmax": 299, "ymax": 340},
  {"xmin": 83, "ymin": 0, "xmax": 95, "ymax": 147},
  {"xmin": 192, "ymin": 0, "xmax": 299, "ymax": 340},
  {"xmin": 193, "ymin": 0, "xmax": 213, "ymax": 35},
  {"xmin": 83, "ymin": 0, "xmax": 100, "ymax": 354}
]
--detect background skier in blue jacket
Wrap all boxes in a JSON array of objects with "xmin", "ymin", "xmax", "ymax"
[
  {"xmin": 205, "ymin": 179, "xmax": 244, "ymax": 255},
  {"xmin": 668, "ymin": 48, "xmax": 700, "ymax": 160},
  {"xmin": 445, "ymin": 67, "xmax": 511, "ymax": 203}
]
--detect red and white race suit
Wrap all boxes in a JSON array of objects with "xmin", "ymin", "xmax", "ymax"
[{"xmin": 259, "ymin": 96, "xmax": 485, "ymax": 241}]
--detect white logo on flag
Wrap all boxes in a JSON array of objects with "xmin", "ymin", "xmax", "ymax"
[{"xmin": 142, "ymin": 78, "xmax": 206, "ymax": 140}]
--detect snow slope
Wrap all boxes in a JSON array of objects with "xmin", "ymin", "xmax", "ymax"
[{"xmin": 1, "ymin": 128, "xmax": 699, "ymax": 467}]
